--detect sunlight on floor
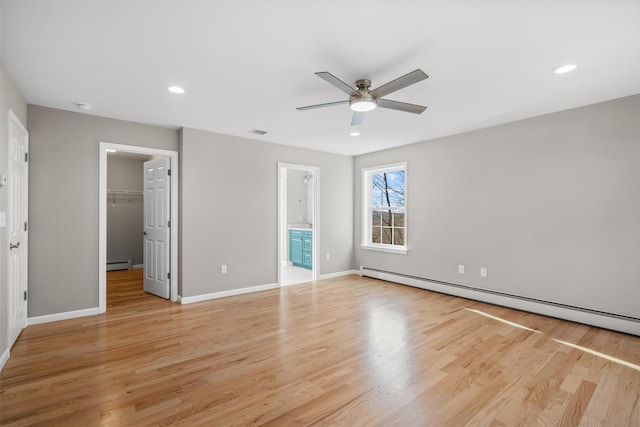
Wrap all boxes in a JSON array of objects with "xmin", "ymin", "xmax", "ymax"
[
  {"xmin": 464, "ymin": 308, "xmax": 542, "ymax": 333},
  {"xmin": 552, "ymin": 338, "xmax": 640, "ymax": 371},
  {"xmin": 465, "ymin": 307, "xmax": 640, "ymax": 371}
]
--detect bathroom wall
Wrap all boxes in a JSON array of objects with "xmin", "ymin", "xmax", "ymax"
[{"xmin": 287, "ymin": 169, "xmax": 308, "ymax": 224}]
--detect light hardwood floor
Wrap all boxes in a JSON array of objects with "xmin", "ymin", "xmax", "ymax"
[{"xmin": 1, "ymin": 270, "xmax": 639, "ymax": 426}]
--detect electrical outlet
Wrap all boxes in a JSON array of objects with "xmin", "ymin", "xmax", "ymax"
[
  {"xmin": 480, "ymin": 267, "xmax": 487, "ymax": 278},
  {"xmin": 458, "ymin": 264, "xmax": 464, "ymax": 274},
  {"xmin": 221, "ymin": 265, "xmax": 228, "ymax": 274},
  {"xmin": 326, "ymin": 253, "xmax": 330, "ymax": 261}
]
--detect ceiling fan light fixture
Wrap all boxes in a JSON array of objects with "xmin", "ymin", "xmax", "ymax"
[{"xmin": 350, "ymin": 94, "xmax": 377, "ymax": 112}]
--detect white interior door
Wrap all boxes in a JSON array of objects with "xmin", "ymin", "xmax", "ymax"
[
  {"xmin": 143, "ymin": 157, "xmax": 170, "ymax": 299},
  {"xmin": 7, "ymin": 111, "xmax": 29, "ymax": 348}
]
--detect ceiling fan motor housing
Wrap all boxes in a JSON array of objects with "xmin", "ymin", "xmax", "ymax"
[{"xmin": 350, "ymin": 79, "xmax": 377, "ymax": 111}]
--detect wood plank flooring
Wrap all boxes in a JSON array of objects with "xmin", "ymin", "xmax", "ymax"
[{"xmin": 1, "ymin": 270, "xmax": 639, "ymax": 426}]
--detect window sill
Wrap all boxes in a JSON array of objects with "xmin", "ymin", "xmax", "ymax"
[{"xmin": 360, "ymin": 244, "xmax": 408, "ymax": 255}]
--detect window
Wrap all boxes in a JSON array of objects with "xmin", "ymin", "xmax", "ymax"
[{"xmin": 362, "ymin": 162, "xmax": 407, "ymax": 253}]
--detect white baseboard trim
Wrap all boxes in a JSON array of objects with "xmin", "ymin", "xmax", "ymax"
[
  {"xmin": 319, "ymin": 270, "xmax": 361, "ymax": 280},
  {"xmin": 361, "ymin": 267, "xmax": 640, "ymax": 337},
  {"xmin": 27, "ymin": 307, "xmax": 101, "ymax": 326},
  {"xmin": 0, "ymin": 348, "xmax": 9, "ymax": 372},
  {"xmin": 180, "ymin": 283, "xmax": 279, "ymax": 304},
  {"xmin": 132, "ymin": 264, "xmax": 144, "ymax": 270}
]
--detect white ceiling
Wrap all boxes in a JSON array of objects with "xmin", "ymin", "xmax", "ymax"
[{"xmin": 2, "ymin": 1, "xmax": 638, "ymax": 156}]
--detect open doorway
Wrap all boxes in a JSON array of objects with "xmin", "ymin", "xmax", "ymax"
[
  {"xmin": 106, "ymin": 151, "xmax": 150, "ymax": 273},
  {"xmin": 98, "ymin": 142, "xmax": 179, "ymax": 313},
  {"xmin": 278, "ymin": 163, "xmax": 319, "ymax": 286}
]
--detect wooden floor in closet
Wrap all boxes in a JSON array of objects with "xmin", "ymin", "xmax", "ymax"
[{"xmin": 1, "ymin": 269, "xmax": 639, "ymax": 426}]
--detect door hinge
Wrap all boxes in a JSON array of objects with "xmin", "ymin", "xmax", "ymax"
[
  {"xmin": 25, "ymin": 153, "xmax": 28, "ymax": 162},
  {"xmin": 168, "ymin": 169, "xmax": 171, "ymax": 176},
  {"xmin": 168, "ymin": 220, "xmax": 171, "ymax": 228},
  {"xmin": 24, "ymin": 290, "xmax": 27, "ymax": 301},
  {"xmin": 24, "ymin": 221, "xmax": 28, "ymax": 232},
  {"xmin": 167, "ymin": 272, "xmax": 171, "ymax": 280}
]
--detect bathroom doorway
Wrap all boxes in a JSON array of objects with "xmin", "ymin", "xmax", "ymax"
[{"xmin": 277, "ymin": 163, "xmax": 319, "ymax": 286}]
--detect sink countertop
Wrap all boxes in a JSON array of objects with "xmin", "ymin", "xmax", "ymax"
[{"xmin": 288, "ymin": 224, "xmax": 312, "ymax": 230}]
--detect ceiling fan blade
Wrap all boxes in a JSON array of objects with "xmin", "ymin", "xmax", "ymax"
[
  {"xmin": 370, "ymin": 69, "xmax": 428, "ymax": 98},
  {"xmin": 351, "ymin": 111, "xmax": 365, "ymax": 126},
  {"xmin": 377, "ymin": 99, "xmax": 427, "ymax": 114},
  {"xmin": 296, "ymin": 100, "xmax": 349, "ymax": 111},
  {"xmin": 315, "ymin": 72, "xmax": 359, "ymax": 96}
]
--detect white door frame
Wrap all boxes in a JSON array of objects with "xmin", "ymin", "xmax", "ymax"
[
  {"xmin": 277, "ymin": 162, "xmax": 320, "ymax": 286},
  {"xmin": 99, "ymin": 142, "xmax": 179, "ymax": 312}
]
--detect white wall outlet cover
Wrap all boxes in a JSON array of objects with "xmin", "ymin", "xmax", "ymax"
[{"xmin": 458, "ymin": 265, "xmax": 464, "ymax": 274}]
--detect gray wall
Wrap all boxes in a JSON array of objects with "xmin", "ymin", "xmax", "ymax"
[
  {"xmin": 0, "ymin": 60, "xmax": 27, "ymax": 357},
  {"xmin": 20, "ymin": 87, "xmax": 637, "ymax": 331},
  {"xmin": 107, "ymin": 155, "xmax": 146, "ymax": 266},
  {"xmin": 27, "ymin": 105, "xmax": 178, "ymax": 316},
  {"xmin": 180, "ymin": 128, "xmax": 353, "ymax": 298},
  {"xmin": 287, "ymin": 169, "xmax": 308, "ymax": 224},
  {"xmin": 354, "ymin": 95, "xmax": 640, "ymax": 319}
]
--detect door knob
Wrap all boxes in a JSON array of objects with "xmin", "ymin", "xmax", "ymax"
[
  {"xmin": 9, "ymin": 242, "xmax": 20, "ymax": 250},
  {"xmin": 142, "ymin": 231, "xmax": 147, "ymax": 236}
]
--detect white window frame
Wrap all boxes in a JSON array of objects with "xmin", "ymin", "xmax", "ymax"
[{"xmin": 361, "ymin": 162, "xmax": 408, "ymax": 254}]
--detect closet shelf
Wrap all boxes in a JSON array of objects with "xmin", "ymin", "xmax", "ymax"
[
  {"xmin": 108, "ymin": 189, "xmax": 143, "ymax": 204},
  {"xmin": 108, "ymin": 189, "xmax": 143, "ymax": 195}
]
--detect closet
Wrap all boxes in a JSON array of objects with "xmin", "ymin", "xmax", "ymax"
[{"xmin": 106, "ymin": 153, "xmax": 151, "ymax": 271}]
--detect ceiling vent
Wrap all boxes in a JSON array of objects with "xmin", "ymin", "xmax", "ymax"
[{"xmin": 249, "ymin": 129, "xmax": 268, "ymax": 136}]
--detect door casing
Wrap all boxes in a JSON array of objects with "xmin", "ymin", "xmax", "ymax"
[{"xmin": 99, "ymin": 142, "xmax": 179, "ymax": 312}]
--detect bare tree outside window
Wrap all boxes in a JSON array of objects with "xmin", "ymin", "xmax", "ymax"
[{"xmin": 370, "ymin": 169, "xmax": 405, "ymax": 246}]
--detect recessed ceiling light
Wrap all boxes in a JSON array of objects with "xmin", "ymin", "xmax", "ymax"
[
  {"xmin": 167, "ymin": 86, "xmax": 185, "ymax": 94},
  {"xmin": 553, "ymin": 64, "xmax": 577, "ymax": 75},
  {"xmin": 76, "ymin": 103, "xmax": 92, "ymax": 111},
  {"xmin": 349, "ymin": 131, "xmax": 360, "ymax": 137}
]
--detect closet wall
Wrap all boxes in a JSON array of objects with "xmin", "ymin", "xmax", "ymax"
[{"xmin": 107, "ymin": 155, "xmax": 147, "ymax": 267}]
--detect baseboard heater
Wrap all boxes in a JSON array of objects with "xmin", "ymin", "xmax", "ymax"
[
  {"xmin": 360, "ymin": 266, "xmax": 640, "ymax": 337},
  {"xmin": 106, "ymin": 260, "xmax": 132, "ymax": 271}
]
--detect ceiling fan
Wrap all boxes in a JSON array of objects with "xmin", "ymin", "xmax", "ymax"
[{"xmin": 297, "ymin": 69, "xmax": 429, "ymax": 126}]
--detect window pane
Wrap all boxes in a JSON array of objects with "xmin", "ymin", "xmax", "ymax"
[
  {"xmin": 393, "ymin": 211, "xmax": 405, "ymax": 227},
  {"xmin": 371, "ymin": 226, "xmax": 381, "ymax": 243},
  {"xmin": 371, "ymin": 211, "xmax": 381, "ymax": 226},
  {"xmin": 371, "ymin": 171, "xmax": 405, "ymax": 208},
  {"xmin": 381, "ymin": 227, "xmax": 393, "ymax": 244},
  {"xmin": 394, "ymin": 228, "xmax": 405, "ymax": 245},
  {"xmin": 381, "ymin": 211, "xmax": 392, "ymax": 226}
]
